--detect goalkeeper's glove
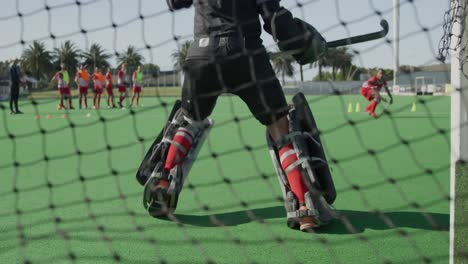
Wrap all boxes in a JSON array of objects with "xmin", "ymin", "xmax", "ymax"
[{"xmin": 166, "ymin": 0, "xmax": 192, "ymax": 11}]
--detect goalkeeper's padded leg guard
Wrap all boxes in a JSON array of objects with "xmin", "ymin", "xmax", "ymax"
[
  {"xmin": 138, "ymin": 101, "xmax": 214, "ymax": 217},
  {"xmin": 136, "ymin": 100, "xmax": 182, "ymax": 186},
  {"xmin": 266, "ymin": 92, "xmax": 337, "ymax": 229}
]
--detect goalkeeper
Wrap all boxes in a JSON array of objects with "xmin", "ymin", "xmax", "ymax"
[{"xmin": 143, "ymin": 0, "xmax": 333, "ymax": 231}]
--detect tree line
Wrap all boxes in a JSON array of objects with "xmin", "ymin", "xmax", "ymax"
[
  {"xmin": 168, "ymin": 42, "xmax": 395, "ymax": 84},
  {"xmin": 0, "ymin": 41, "xmax": 161, "ymax": 89},
  {"xmin": 271, "ymin": 47, "xmax": 397, "ymax": 83},
  {"xmin": 1, "ymin": 40, "xmax": 419, "ymax": 88}
]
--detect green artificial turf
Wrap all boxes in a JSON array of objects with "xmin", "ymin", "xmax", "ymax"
[{"xmin": 0, "ymin": 95, "xmax": 451, "ymax": 263}]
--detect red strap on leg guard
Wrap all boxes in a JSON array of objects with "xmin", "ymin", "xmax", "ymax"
[
  {"xmin": 279, "ymin": 143, "xmax": 309, "ymax": 204},
  {"xmin": 164, "ymin": 127, "xmax": 194, "ymax": 172}
]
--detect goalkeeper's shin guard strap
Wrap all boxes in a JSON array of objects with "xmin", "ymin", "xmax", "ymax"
[
  {"xmin": 164, "ymin": 127, "xmax": 194, "ymax": 171},
  {"xmin": 266, "ymin": 92, "xmax": 338, "ymax": 229},
  {"xmin": 279, "ymin": 143, "xmax": 308, "ymax": 204},
  {"xmin": 138, "ymin": 101, "xmax": 214, "ymax": 216}
]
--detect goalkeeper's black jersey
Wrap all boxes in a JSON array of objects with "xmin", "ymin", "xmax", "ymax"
[
  {"xmin": 193, "ymin": 0, "xmax": 263, "ymax": 41},
  {"xmin": 187, "ymin": 0, "xmax": 270, "ymax": 59}
]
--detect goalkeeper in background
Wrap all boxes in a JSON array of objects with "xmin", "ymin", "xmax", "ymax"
[
  {"xmin": 360, "ymin": 69, "xmax": 393, "ymax": 118},
  {"xmin": 147, "ymin": 0, "xmax": 329, "ymax": 231}
]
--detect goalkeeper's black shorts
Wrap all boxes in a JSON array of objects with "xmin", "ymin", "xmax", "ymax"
[{"xmin": 181, "ymin": 49, "xmax": 288, "ymax": 126}]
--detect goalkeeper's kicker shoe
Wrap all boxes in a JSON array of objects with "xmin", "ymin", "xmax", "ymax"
[
  {"xmin": 143, "ymin": 178, "xmax": 171, "ymax": 217},
  {"xmin": 298, "ymin": 204, "xmax": 319, "ymax": 232}
]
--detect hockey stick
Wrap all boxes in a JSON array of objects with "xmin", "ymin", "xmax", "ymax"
[
  {"xmin": 379, "ymin": 95, "xmax": 392, "ymax": 114},
  {"xmin": 270, "ymin": 19, "xmax": 389, "ymax": 59},
  {"xmin": 327, "ymin": 20, "xmax": 389, "ymax": 48}
]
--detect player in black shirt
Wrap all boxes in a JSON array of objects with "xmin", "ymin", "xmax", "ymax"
[{"xmin": 9, "ymin": 59, "xmax": 23, "ymax": 114}]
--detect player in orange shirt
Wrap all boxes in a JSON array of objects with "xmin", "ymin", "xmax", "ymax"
[
  {"xmin": 105, "ymin": 67, "xmax": 116, "ymax": 108},
  {"xmin": 75, "ymin": 64, "xmax": 90, "ymax": 109},
  {"xmin": 92, "ymin": 67, "xmax": 105, "ymax": 109}
]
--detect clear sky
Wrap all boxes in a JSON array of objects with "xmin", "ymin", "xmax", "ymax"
[{"xmin": 0, "ymin": 0, "xmax": 448, "ymax": 77}]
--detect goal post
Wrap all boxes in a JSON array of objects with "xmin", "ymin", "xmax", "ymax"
[
  {"xmin": 449, "ymin": 0, "xmax": 468, "ymax": 263},
  {"xmin": 451, "ymin": 0, "xmax": 468, "ymax": 163}
]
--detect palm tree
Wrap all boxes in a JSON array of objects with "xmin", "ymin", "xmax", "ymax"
[
  {"xmin": 52, "ymin": 41, "xmax": 81, "ymax": 79},
  {"xmin": 320, "ymin": 47, "xmax": 353, "ymax": 81},
  {"xmin": 52, "ymin": 41, "xmax": 81, "ymax": 69},
  {"xmin": 171, "ymin": 41, "xmax": 192, "ymax": 85},
  {"xmin": 117, "ymin": 46, "xmax": 144, "ymax": 74},
  {"xmin": 324, "ymin": 48, "xmax": 340, "ymax": 80},
  {"xmin": 316, "ymin": 56, "xmax": 328, "ymax": 81},
  {"xmin": 337, "ymin": 47, "xmax": 353, "ymax": 80},
  {"xmin": 171, "ymin": 41, "xmax": 192, "ymax": 71},
  {"xmin": 299, "ymin": 64, "xmax": 304, "ymax": 82},
  {"xmin": 81, "ymin": 43, "xmax": 111, "ymax": 69},
  {"xmin": 143, "ymin": 63, "xmax": 160, "ymax": 77},
  {"xmin": 271, "ymin": 53, "xmax": 295, "ymax": 85},
  {"xmin": 20, "ymin": 41, "xmax": 53, "ymax": 80}
]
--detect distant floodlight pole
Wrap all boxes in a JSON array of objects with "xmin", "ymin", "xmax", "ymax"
[{"xmin": 393, "ymin": 0, "xmax": 400, "ymax": 87}]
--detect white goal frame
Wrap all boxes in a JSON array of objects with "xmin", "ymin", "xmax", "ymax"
[{"xmin": 450, "ymin": 0, "xmax": 468, "ymax": 263}]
